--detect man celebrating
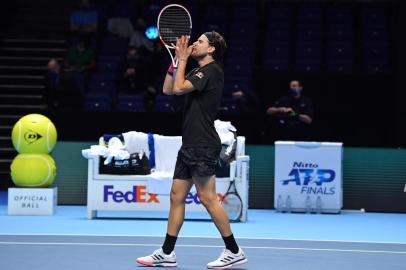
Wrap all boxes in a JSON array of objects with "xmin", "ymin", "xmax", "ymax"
[{"xmin": 136, "ymin": 32, "xmax": 247, "ymax": 269}]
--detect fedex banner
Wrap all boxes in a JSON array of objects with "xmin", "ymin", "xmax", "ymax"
[
  {"xmin": 87, "ymin": 180, "xmax": 229, "ymax": 212},
  {"xmin": 274, "ymin": 141, "xmax": 343, "ymax": 213}
]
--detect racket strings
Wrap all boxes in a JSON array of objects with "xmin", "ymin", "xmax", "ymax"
[{"xmin": 159, "ymin": 7, "xmax": 191, "ymax": 44}]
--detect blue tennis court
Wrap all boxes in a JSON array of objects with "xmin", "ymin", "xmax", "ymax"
[
  {"xmin": 1, "ymin": 198, "xmax": 406, "ymax": 270},
  {"xmin": 1, "ymin": 234, "xmax": 405, "ymax": 270}
]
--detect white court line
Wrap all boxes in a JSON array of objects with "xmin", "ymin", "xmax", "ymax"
[
  {"xmin": 0, "ymin": 241, "xmax": 405, "ymax": 255},
  {"xmin": 0, "ymin": 233, "xmax": 405, "ymax": 245}
]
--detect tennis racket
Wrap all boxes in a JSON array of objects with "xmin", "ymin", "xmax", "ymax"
[
  {"xmin": 221, "ymin": 162, "xmax": 243, "ymax": 222},
  {"xmin": 222, "ymin": 179, "xmax": 243, "ymax": 222},
  {"xmin": 157, "ymin": 4, "xmax": 192, "ymax": 68}
]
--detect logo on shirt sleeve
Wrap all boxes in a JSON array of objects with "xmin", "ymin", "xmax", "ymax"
[{"xmin": 195, "ymin": 72, "xmax": 204, "ymax": 79}]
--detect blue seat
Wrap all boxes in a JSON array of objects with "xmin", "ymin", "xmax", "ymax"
[
  {"xmin": 297, "ymin": 24, "xmax": 322, "ymax": 41},
  {"xmin": 362, "ymin": 61, "xmax": 391, "ymax": 73},
  {"xmin": 362, "ymin": 8, "xmax": 386, "ymax": 26},
  {"xmin": 84, "ymin": 96, "xmax": 112, "ymax": 111},
  {"xmin": 154, "ymin": 95, "xmax": 174, "ymax": 112},
  {"xmin": 97, "ymin": 60, "xmax": 120, "ymax": 73},
  {"xmin": 88, "ymin": 73, "xmax": 116, "ymax": 98},
  {"xmin": 263, "ymin": 59, "xmax": 290, "ymax": 72},
  {"xmin": 327, "ymin": 7, "xmax": 352, "ymax": 23},
  {"xmin": 296, "ymin": 42, "xmax": 321, "ymax": 60},
  {"xmin": 327, "ymin": 42, "xmax": 353, "ymax": 60},
  {"xmin": 116, "ymin": 94, "xmax": 145, "ymax": 112},
  {"xmin": 268, "ymin": 6, "xmax": 293, "ymax": 23},
  {"xmin": 327, "ymin": 60, "xmax": 353, "ymax": 73},
  {"xmin": 69, "ymin": 72, "xmax": 86, "ymax": 94},
  {"xmin": 362, "ymin": 28, "xmax": 388, "ymax": 42},
  {"xmin": 100, "ymin": 37, "xmax": 128, "ymax": 56},
  {"xmin": 327, "ymin": 25, "xmax": 353, "ymax": 41},
  {"xmin": 295, "ymin": 59, "xmax": 321, "ymax": 73},
  {"xmin": 264, "ymin": 41, "xmax": 291, "ymax": 60},
  {"xmin": 298, "ymin": 7, "xmax": 322, "ymax": 23},
  {"xmin": 267, "ymin": 27, "xmax": 292, "ymax": 42}
]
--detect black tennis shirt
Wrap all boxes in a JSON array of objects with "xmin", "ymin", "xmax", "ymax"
[{"xmin": 181, "ymin": 61, "xmax": 223, "ymax": 148}]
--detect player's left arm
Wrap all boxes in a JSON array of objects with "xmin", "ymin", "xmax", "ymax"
[{"xmin": 173, "ymin": 35, "xmax": 195, "ymax": 95}]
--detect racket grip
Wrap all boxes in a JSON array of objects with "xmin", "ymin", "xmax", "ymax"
[{"xmin": 167, "ymin": 62, "xmax": 175, "ymax": 76}]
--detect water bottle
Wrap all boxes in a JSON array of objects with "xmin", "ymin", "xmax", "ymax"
[
  {"xmin": 285, "ymin": 195, "xmax": 292, "ymax": 213},
  {"xmin": 305, "ymin": 196, "xmax": 312, "ymax": 214},
  {"xmin": 276, "ymin": 195, "xmax": 283, "ymax": 212},
  {"xmin": 315, "ymin": 196, "xmax": 322, "ymax": 214}
]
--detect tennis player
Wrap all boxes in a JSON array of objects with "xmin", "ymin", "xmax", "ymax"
[{"xmin": 136, "ymin": 31, "xmax": 247, "ymax": 269}]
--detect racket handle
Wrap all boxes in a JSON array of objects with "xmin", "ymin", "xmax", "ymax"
[{"xmin": 167, "ymin": 62, "xmax": 175, "ymax": 76}]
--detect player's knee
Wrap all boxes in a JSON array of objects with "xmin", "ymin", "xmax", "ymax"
[
  {"xmin": 170, "ymin": 188, "xmax": 186, "ymax": 205},
  {"xmin": 197, "ymin": 191, "xmax": 217, "ymax": 207}
]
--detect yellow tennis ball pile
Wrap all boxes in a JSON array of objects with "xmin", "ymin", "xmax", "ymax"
[
  {"xmin": 10, "ymin": 154, "xmax": 56, "ymax": 188},
  {"xmin": 10, "ymin": 114, "xmax": 57, "ymax": 188},
  {"xmin": 11, "ymin": 113, "xmax": 57, "ymax": 153}
]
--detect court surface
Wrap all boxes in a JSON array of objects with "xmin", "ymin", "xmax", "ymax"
[
  {"xmin": 1, "ymin": 234, "xmax": 406, "ymax": 270},
  {"xmin": 1, "ymin": 190, "xmax": 406, "ymax": 270}
]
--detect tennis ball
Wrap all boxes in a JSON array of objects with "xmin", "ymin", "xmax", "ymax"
[
  {"xmin": 10, "ymin": 154, "xmax": 56, "ymax": 188},
  {"xmin": 11, "ymin": 114, "xmax": 57, "ymax": 154}
]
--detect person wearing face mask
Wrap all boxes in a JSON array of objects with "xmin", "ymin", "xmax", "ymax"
[{"xmin": 266, "ymin": 80, "xmax": 314, "ymax": 141}]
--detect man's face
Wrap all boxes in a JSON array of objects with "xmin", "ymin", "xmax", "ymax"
[
  {"xmin": 290, "ymin": 81, "xmax": 302, "ymax": 91},
  {"xmin": 190, "ymin": 34, "xmax": 214, "ymax": 60},
  {"xmin": 47, "ymin": 60, "xmax": 59, "ymax": 72},
  {"xmin": 289, "ymin": 81, "xmax": 302, "ymax": 97}
]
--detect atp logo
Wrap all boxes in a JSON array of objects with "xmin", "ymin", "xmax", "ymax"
[
  {"xmin": 281, "ymin": 162, "xmax": 336, "ymax": 195},
  {"xmin": 24, "ymin": 130, "xmax": 43, "ymax": 144}
]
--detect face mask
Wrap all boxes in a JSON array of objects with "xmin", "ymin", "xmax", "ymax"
[{"xmin": 289, "ymin": 88, "xmax": 300, "ymax": 97}]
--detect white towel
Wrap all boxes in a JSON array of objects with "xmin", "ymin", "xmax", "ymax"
[
  {"xmin": 122, "ymin": 131, "xmax": 149, "ymax": 155},
  {"xmin": 146, "ymin": 172, "xmax": 173, "ymax": 195},
  {"xmin": 82, "ymin": 145, "xmax": 109, "ymax": 159},
  {"xmin": 215, "ymin": 119, "xmax": 237, "ymax": 145},
  {"xmin": 153, "ymin": 135, "xmax": 182, "ymax": 173},
  {"xmin": 81, "ymin": 138, "xmax": 130, "ymax": 165}
]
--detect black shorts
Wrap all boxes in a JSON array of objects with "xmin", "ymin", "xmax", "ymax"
[{"xmin": 173, "ymin": 147, "xmax": 221, "ymax": 179}]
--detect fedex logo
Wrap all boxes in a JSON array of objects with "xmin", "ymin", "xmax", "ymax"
[
  {"xmin": 103, "ymin": 185, "xmax": 159, "ymax": 203},
  {"xmin": 185, "ymin": 192, "xmax": 224, "ymax": 205}
]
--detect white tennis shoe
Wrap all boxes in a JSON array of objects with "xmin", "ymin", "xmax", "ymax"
[
  {"xmin": 207, "ymin": 248, "xmax": 247, "ymax": 269},
  {"xmin": 136, "ymin": 248, "xmax": 177, "ymax": 267}
]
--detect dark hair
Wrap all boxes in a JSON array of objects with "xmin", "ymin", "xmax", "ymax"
[{"xmin": 204, "ymin": 31, "xmax": 227, "ymax": 61}]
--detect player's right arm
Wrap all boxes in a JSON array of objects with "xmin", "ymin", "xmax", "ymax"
[
  {"xmin": 163, "ymin": 71, "xmax": 175, "ymax": 95},
  {"xmin": 163, "ymin": 60, "xmax": 176, "ymax": 95}
]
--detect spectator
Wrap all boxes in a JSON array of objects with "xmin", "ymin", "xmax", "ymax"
[
  {"xmin": 64, "ymin": 39, "xmax": 96, "ymax": 72},
  {"xmin": 116, "ymin": 45, "xmax": 146, "ymax": 94},
  {"xmin": 45, "ymin": 59, "xmax": 82, "ymax": 109},
  {"xmin": 129, "ymin": 18, "xmax": 154, "ymax": 52},
  {"xmin": 265, "ymin": 80, "xmax": 314, "ymax": 141},
  {"xmin": 231, "ymin": 89, "xmax": 259, "ymax": 114}
]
